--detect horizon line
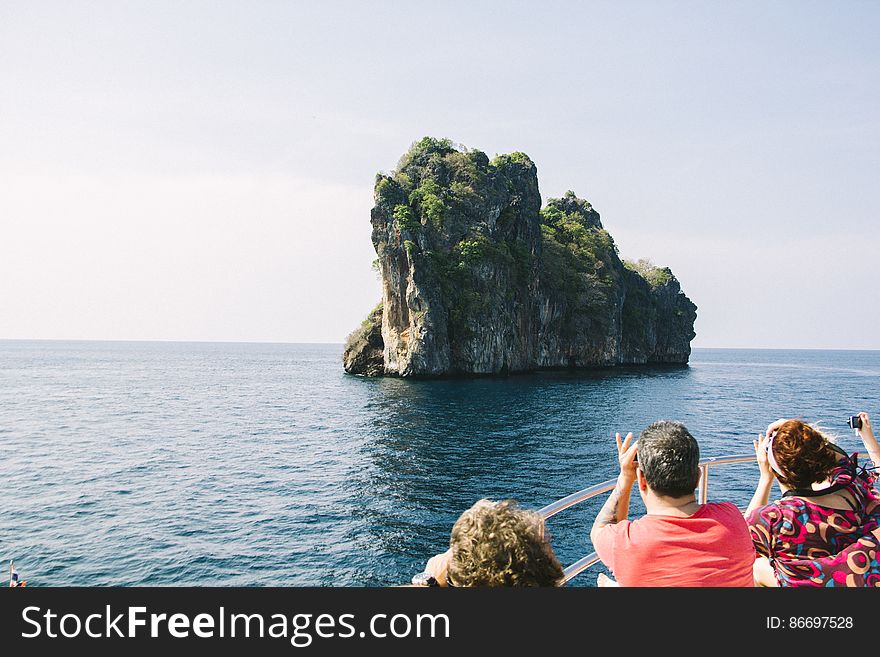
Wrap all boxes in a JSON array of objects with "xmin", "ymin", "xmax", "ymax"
[{"xmin": 1, "ymin": 338, "xmax": 878, "ymax": 352}]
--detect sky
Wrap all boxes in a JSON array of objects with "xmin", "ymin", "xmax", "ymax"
[{"xmin": 1, "ymin": 1, "xmax": 878, "ymax": 348}]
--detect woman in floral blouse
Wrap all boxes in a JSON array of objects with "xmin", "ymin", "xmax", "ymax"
[{"xmin": 746, "ymin": 413, "xmax": 880, "ymax": 587}]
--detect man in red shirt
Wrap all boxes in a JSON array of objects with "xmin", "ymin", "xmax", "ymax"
[{"xmin": 590, "ymin": 420, "xmax": 755, "ymax": 587}]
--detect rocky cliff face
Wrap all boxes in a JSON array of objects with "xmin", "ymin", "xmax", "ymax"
[{"xmin": 343, "ymin": 137, "xmax": 697, "ymax": 377}]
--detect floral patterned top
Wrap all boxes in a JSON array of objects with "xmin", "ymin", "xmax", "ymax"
[{"xmin": 746, "ymin": 454, "xmax": 880, "ymax": 587}]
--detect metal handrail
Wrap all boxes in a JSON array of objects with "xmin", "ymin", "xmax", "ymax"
[{"xmin": 545, "ymin": 451, "xmax": 873, "ymax": 583}]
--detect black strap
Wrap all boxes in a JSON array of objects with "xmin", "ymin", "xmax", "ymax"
[
  {"xmin": 782, "ymin": 481, "xmax": 855, "ymax": 499},
  {"xmin": 782, "ymin": 445, "xmax": 860, "ymax": 501}
]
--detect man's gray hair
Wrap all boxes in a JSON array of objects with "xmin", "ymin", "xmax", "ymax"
[{"xmin": 638, "ymin": 420, "xmax": 700, "ymax": 498}]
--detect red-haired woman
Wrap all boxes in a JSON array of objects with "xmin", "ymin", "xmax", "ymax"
[{"xmin": 746, "ymin": 413, "xmax": 880, "ymax": 587}]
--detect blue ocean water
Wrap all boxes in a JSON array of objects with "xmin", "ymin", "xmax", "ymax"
[{"xmin": 0, "ymin": 342, "xmax": 877, "ymax": 587}]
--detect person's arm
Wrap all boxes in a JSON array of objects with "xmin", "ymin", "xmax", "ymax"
[
  {"xmin": 745, "ymin": 432, "xmax": 776, "ymax": 516},
  {"xmin": 415, "ymin": 549, "xmax": 452, "ymax": 587},
  {"xmin": 590, "ymin": 432, "xmax": 637, "ymax": 546},
  {"xmin": 752, "ymin": 556, "xmax": 778, "ymax": 587},
  {"xmin": 857, "ymin": 412, "xmax": 880, "ymax": 466}
]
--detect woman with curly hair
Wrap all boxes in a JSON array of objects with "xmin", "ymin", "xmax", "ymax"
[
  {"xmin": 412, "ymin": 499, "xmax": 564, "ymax": 587},
  {"xmin": 746, "ymin": 413, "xmax": 880, "ymax": 587}
]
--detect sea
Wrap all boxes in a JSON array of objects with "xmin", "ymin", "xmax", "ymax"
[{"xmin": 1, "ymin": 341, "xmax": 877, "ymax": 587}]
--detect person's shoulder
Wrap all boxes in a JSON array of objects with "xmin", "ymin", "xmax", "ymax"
[
  {"xmin": 745, "ymin": 499, "xmax": 792, "ymax": 527},
  {"xmin": 623, "ymin": 515, "xmax": 667, "ymax": 537},
  {"xmin": 594, "ymin": 518, "xmax": 634, "ymax": 547},
  {"xmin": 598, "ymin": 518, "xmax": 633, "ymax": 534},
  {"xmin": 705, "ymin": 501, "xmax": 739, "ymax": 512},
  {"xmin": 703, "ymin": 501, "xmax": 747, "ymax": 518},
  {"xmin": 707, "ymin": 501, "xmax": 767, "ymax": 528},
  {"xmin": 609, "ymin": 517, "xmax": 661, "ymax": 549}
]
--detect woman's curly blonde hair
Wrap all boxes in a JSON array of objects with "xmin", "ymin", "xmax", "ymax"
[{"xmin": 447, "ymin": 499, "xmax": 564, "ymax": 587}]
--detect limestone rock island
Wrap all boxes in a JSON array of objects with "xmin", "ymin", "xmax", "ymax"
[{"xmin": 344, "ymin": 138, "xmax": 697, "ymax": 377}]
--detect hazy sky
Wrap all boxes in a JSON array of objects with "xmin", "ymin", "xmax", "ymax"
[{"xmin": 1, "ymin": 1, "xmax": 878, "ymax": 348}]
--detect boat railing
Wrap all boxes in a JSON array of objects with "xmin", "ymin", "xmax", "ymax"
[
  {"xmin": 543, "ymin": 451, "xmax": 873, "ymax": 583},
  {"xmin": 539, "ymin": 452, "xmax": 760, "ymax": 583},
  {"xmin": 412, "ymin": 451, "xmax": 870, "ymax": 586}
]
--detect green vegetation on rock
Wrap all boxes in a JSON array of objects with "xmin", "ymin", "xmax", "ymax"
[
  {"xmin": 379, "ymin": 137, "xmax": 535, "ymax": 237},
  {"xmin": 409, "ymin": 179, "xmax": 445, "ymax": 228},
  {"xmin": 538, "ymin": 191, "xmax": 618, "ymax": 327},
  {"xmin": 342, "ymin": 302, "xmax": 385, "ymax": 376},
  {"xmin": 623, "ymin": 258, "xmax": 673, "ymax": 287},
  {"xmin": 394, "ymin": 204, "xmax": 420, "ymax": 232},
  {"xmin": 346, "ymin": 137, "xmax": 697, "ymax": 377}
]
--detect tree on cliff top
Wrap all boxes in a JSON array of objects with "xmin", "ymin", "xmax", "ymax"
[{"xmin": 623, "ymin": 258, "xmax": 673, "ymax": 287}]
